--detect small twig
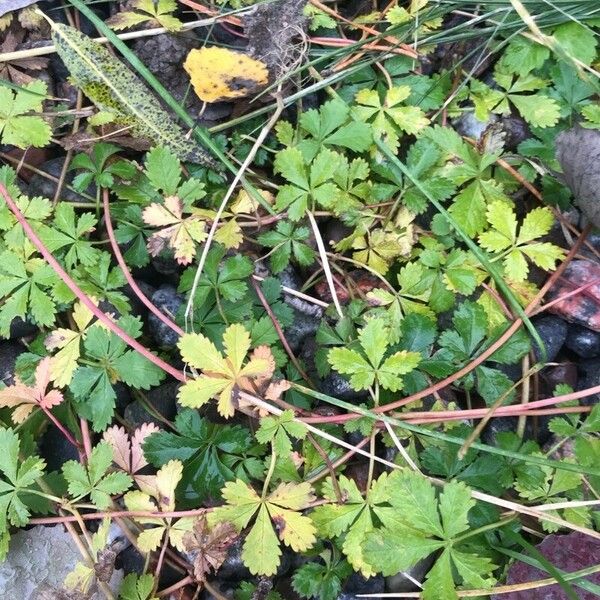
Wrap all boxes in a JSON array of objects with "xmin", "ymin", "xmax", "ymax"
[
  {"xmin": 79, "ymin": 418, "xmax": 93, "ymax": 462},
  {"xmin": 252, "ymin": 274, "xmax": 329, "ymax": 308},
  {"xmin": 306, "ymin": 432, "xmax": 344, "ymax": 503},
  {"xmin": 103, "ymin": 189, "xmax": 184, "ymax": 336},
  {"xmin": 516, "ymin": 354, "xmax": 531, "ymax": 438},
  {"xmin": 384, "ymin": 421, "xmax": 420, "ymax": 472},
  {"xmin": 0, "ymin": 16, "xmax": 243, "ymax": 63},
  {"xmin": 157, "ymin": 576, "xmax": 194, "ymax": 598}
]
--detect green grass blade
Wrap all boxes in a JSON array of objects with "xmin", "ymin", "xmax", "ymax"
[{"xmin": 291, "ymin": 383, "xmax": 600, "ymax": 478}]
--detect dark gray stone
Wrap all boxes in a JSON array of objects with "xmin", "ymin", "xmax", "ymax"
[
  {"xmin": 556, "ymin": 127, "xmax": 600, "ymax": 229},
  {"xmin": 386, "ymin": 555, "xmax": 436, "ymax": 592},
  {"xmin": 216, "ymin": 539, "xmax": 251, "ymax": 581},
  {"xmin": 115, "ymin": 545, "xmax": 145, "ymax": 577},
  {"xmin": 500, "ymin": 115, "xmax": 530, "ymax": 151},
  {"xmin": 8, "ymin": 317, "xmax": 38, "ymax": 340},
  {"xmin": 338, "ymin": 572, "xmax": 385, "ymax": 599},
  {"xmin": 279, "ymin": 267, "xmax": 324, "ymax": 318},
  {"xmin": 319, "ymin": 371, "xmax": 369, "ymax": 401},
  {"xmin": 565, "ymin": 324, "xmax": 600, "ymax": 358},
  {"xmin": 27, "ymin": 157, "xmax": 96, "ymax": 203},
  {"xmin": 39, "ymin": 425, "xmax": 80, "ymax": 472},
  {"xmin": 123, "ymin": 382, "xmax": 179, "ymax": 429},
  {"xmin": 576, "ymin": 359, "xmax": 600, "ymax": 406},
  {"xmin": 284, "ymin": 310, "xmax": 321, "ymax": 353},
  {"xmin": 453, "ymin": 112, "xmax": 499, "ymax": 142},
  {"xmin": 148, "ymin": 285, "xmax": 183, "ymax": 349},
  {"xmin": 0, "ymin": 341, "xmax": 26, "ymax": 386},
  {"xmin": 531, "ymin": 316, "xmax": 567, "ymax": 362}
]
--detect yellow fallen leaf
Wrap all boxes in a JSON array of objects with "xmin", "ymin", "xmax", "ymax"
[{"xmin": 184, "ymin": 46, "xmax": 269, "ymax": 103}]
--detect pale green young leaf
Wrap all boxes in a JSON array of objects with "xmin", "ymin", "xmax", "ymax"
[
  {"xmin": 255, "ymin": 410, "xmax": 307, "ymax": 455},
  {"xmin": 509, "ymin": 94, "xmax": 560, "ymax": 128},
  {"xmin": 0, "ymin": 81, "xmax": 51, "ymax": 148},
  {"xmin": 516, "ymin": 206, "xmax": 554, "ymax": 244}
]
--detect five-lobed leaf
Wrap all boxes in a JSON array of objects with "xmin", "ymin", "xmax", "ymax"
[
  {"xmin": 209, "ymin": 479, "xmax": 316, "ymax": 576},
  {"xmin": 178, "ymin": 323, "xmax": 274, "ymax": 418},
  {"xmin": 63, "ymin": 441, "xmax": 132, "ymax": 509},
  {"xmin": 479, "ymin": 202, "xmax": 564, "ymax": 282},
  {"xmin": 328, "ymin": 318, "xmax": 421, "ymax": 392}
]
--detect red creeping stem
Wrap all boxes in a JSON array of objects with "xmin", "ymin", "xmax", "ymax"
[
  {"xmin": 304, "ymin": 225, "xmax": 594, "ymax": 425},
  {"xmin": 102, "ymin": 189, "xmax": 184, "ymax": 336},
  {"xmin": 0, "ymin": 183, "xmax": 186, "ymax": 384},
  {"xmin": 3, "ymin": 182, "xmax": 600, "ymax": 430}
]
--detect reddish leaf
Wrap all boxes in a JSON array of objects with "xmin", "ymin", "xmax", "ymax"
[
  {"xmin": 0, "ymin": 357, "xmax": 64, "ymax": 423},
  {"xmin": 103, "ymin": 423, "xmax": 160, "ymax": 477}
]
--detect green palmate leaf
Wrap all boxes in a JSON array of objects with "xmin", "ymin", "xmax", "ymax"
[
  {"xmin": 63, "ymin": 441, "xmax": 132, "ymax": 509},
  {"xmin": 295, "ymin": 98, "xmax": 373, "ymax": 160},
  {"xmin": 328, "ymin": 318, "xmax": 420, "ymax": 392},
  {"xmin": 143, "ymin": 409, "xmax": 261, "ymax": 506},
  {"xmin": 50, "ymin": 22, "xmax": 213, "ymax": 165},
  {"xmin": 70, "ymin": 316, "xmax": 165, "ymax": 430},
  {"xmin": 179, "ymin": 246, "xmax": 253, "ymax": 305},
  {"xmin": 310, "ymin": 473, "xmax": 397, "ymax": 576},
  {"xmin": 273, "ymin": 147, "xmax": 342, "ymax": 221},
  {"xmin": 292, "ymin": 550, "xmax": 352, "ymax": 600},
  {"xmin": 119, "ymin": 573, "xmax": 158, "ymax": 600},
  {"xmin": 497, "ymin": 37, "xmax": 550, "ymax": 76},
  {"xmin": 0, "ymin": 249, "xmax": 59, "ymax": 336},
  {"xmin": 354, "ymin": 86, "xmax": 429, "ymax": 152},
  {"xmin": 479, "ymin": 202, "xmax": 564, "ymax": 282},
  {"xmin": 0, "ymin": 81, "xmax": 51, "ymax": 148},
  {"xmin": 255, "ymin": 409, "xmax": 307, "ymax": 455},
  {"xmin": 362, "ymin": 471, "xmax": 496, "ymax": 600},
  {"xmin": 38, "ymin": 203, "xmax": 99, "ymax": 269},
  {"xmin": 107, "ymin": 0, "xmax": 182, "ymax": 32},
  {"xmin": 209, "ymin": 480, "xmax": 316, "ymax": 576},
  {"xmin": 258, "ymin": 220, "xmax": 316, "ymax": 273},
  {"xmin": 0, "ymin": 428, "xmax": 46, "ymax": 552},
  {"xmin": 471, "ymin": 70, "xmax": 560, "ymax": 129}
]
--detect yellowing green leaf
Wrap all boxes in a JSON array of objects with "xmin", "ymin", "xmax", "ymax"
[
  {"xmin": 184, "ymin": 47, "xmax": 268, "ymax": 103},
  {"xmin": 178, "ymin": 324, "xmax": 274, "ymax": 418},
  {"xmin": 143, "ymin": 196, "xmax": 207, "ymax": 265},
  {"xmin": 209, "ymin": 479, "xmax": 316, "ymax": 576},
  {"xmin": 479, "ymin": 202, "xmax": 564, "ymax": 282},
  {"xmin": 45, "ymin": 300, "xmax": 96, "ymax": 386}
]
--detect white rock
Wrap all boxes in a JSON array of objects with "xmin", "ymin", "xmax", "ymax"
[{"xmin": 0, "ymin": 525, "xmax": 123, "ymax": 599}]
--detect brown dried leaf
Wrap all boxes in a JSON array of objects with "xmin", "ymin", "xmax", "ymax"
[
  {"xmin": 94, "ymin": 547, "xmax": 116, "ymax": 583},
  {"xmin": 265, "ymin": 379, "xmax": 291, "ymax": 402},
  {"xmin": 183, "ymin": 514, "xmax": 238, "ymax": 583}
]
